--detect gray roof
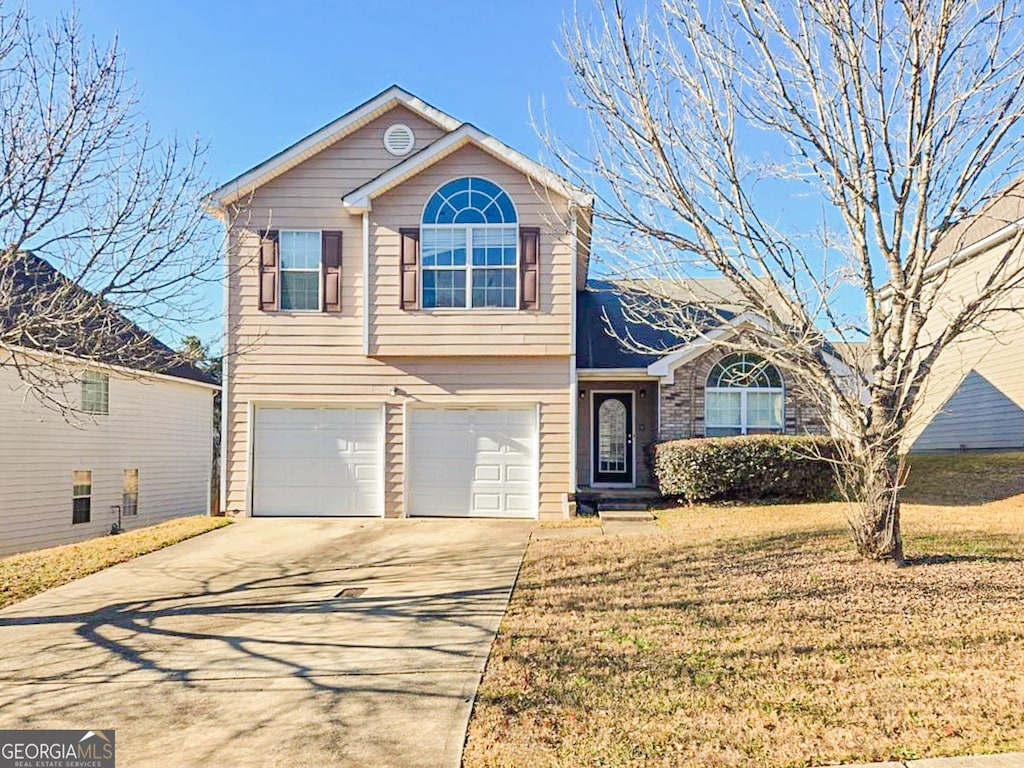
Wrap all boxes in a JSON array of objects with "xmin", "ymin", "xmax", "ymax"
[
  {"xmin": 576, "ymin": 280, "xmax": 733, "ymax": 369},
  {"xmin": 1, "ymin": 252, "xmax": 218, "ymax": 387}
]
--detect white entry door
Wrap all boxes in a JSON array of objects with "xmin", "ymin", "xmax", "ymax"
[
  {"xmin": 252, "ymin": 406, "xmax": 383, "ymax": 516},
  {"xmin": 407, "ymin": 407, "xmax": 537, "ymax": 518}
]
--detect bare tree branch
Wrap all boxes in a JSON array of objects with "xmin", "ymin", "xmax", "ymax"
[
  {"xmin": 548, "ymin": 0, "xmax": 1024, "ymax": 562},
  {"xmin": 0, "ymin": 3, "xmax": 226, "ymax": 415}
]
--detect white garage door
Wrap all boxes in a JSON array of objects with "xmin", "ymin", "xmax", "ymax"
[
  {"xmin": 253, "ymin": 406, "xmax": 383, "ymax": 517},
  {"xmin": 407, "ymin": 407, "xmax": 538, "ymax": 519}
]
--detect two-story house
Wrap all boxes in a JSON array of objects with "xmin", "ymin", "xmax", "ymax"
[
  {"xmin": 207, "ymin": 86, "xmax": 825, "ymax": 520},
  {"xmin": 0, "ymin": 252, "xmax": 219, "ymax": 555}
]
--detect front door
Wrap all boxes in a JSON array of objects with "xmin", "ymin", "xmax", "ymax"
[{"xmin": 592, "ymin": 392, "xmax": 634, "ymax": 485}]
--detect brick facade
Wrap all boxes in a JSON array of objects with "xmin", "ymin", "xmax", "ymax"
[{"xmin": 658, "ymin": 348, "xmax": 827, "ymax": 440}]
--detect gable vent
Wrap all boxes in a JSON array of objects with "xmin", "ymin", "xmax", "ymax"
[{"xmin": 383, "ymin": 123, "xmax": 415, "ymax": 156}]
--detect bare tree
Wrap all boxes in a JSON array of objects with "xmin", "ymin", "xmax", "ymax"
[
  {"xmin": 553, "ymin": 0, "xmax": 1024, "ymax": 562},
  {"xmin": 0, "ymin": 3, "xmax": 222, "ymax": 413}
]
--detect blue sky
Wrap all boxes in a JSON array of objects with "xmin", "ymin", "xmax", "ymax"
[{"xmin": 31, "ymin": 0, "xmax": 590, "ymax": 350}]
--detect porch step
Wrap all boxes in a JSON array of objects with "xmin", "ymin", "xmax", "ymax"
[
  {"xmin": 574, "ymin": 487, "xmax": 661, "ymax": 517},
  {"xmin": 599, "ymin": 508, "xmax": 656, "ymax": 522},
  {"xmin": 598, "ymin": 500, "xmax": 651, "ymax": 511}
]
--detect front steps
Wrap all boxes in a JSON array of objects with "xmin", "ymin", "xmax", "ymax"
[
  {"xmin": 574, "ymin": 487, "xmax": 660, "ymax": 517},
  {"xmin": 598, "ymin": 508, "xmax": 655, "ymax": 522}
]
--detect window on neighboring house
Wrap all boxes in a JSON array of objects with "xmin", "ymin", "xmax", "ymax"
[
  {"xmin": 122, "ymin": 469, "xmax": 139, "ymax": 516},
  {"xmin": 279, "ymin": 230, "xmax": 322, "ymax": 311},
  {"xmin": 72, "ymin": 470, "xmax": 92, "ymax": 524},
  {"xmin": 420, "ymin": 177, "xmax": 518, "ymax": 309},
  {"xmin": 705, "ymin": 353, "xmax": 785, "ymax": 436},
  {"xmin": 81, "ymin": 371, "xmax": 109, "ymax": 415}
]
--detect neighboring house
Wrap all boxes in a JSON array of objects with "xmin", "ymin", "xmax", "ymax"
[
  {"xmin": 0, "ymin": 253, "xmax": 219, "ymax": 556},
  {"xmin": 904, "ymin": 185, "xmax": 1024, "ymax": 452},
  {"xmin": 206, "ymin": 86, "xmax": 826, "ymax": 521}
]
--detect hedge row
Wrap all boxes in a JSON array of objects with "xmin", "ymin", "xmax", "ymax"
[{"xmin": 652, "ymin": 434, "xmax": 840, "ymax": 503}]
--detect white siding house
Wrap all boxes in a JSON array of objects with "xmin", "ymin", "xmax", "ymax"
[
  {"xmin": 0, "ymin": 358, "xmax": 217, "ymax": 556},
  {"xmin": 0, "ymin": 252, "xmax": 219, "ymax": 556}
]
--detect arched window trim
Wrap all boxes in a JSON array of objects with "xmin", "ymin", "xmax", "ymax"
[
  {"xmin": 704, "ymin": 353, "xmax": 786, "ymax": 436},
  {"xmin": 420, "ymin": 176, "xmax": 520, "ymax": 309}
]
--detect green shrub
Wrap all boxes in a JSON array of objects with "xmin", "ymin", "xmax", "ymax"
[{"xmin": 652, "ymin": 434, "xmax": 840, "ymax": 503}]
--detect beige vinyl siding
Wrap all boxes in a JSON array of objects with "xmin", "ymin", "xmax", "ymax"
[
  {"xmin": 225, "ymin": 358, "xmax": 570, "ymax": 518},
  {"xmin": 369, "ymin": 144, "xmax": 574, "ymax": 356},
  {"xmin": 248, "ymin": 106, "xmax": 446, "ymax": 227},
  {"xmin": 223, "ymin": 109, "xmax": 573, "ymax": 519},
  {"xmin": 0, "ymin": 361, "xmax": 214, "ymax": 556},
  {"xmin": 905, "ymin": 235, "xmax": 1024, "ymax": 450}
]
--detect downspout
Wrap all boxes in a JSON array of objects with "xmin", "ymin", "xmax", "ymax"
[
  {"xmin": 218, "ymin": 215, "xmax": 230, "ymax": 515},
  {"xmin": 362, "ymin": 211, "xmax": 371, "ymax": 355},
  {"xmin": 568, "ymin": 208, "xmax": 579, "ymax": 500}
]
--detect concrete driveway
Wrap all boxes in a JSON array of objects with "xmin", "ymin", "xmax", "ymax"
[{"xmin": 0, "ymin": 518, "xmax": 531, "ymax": 767}]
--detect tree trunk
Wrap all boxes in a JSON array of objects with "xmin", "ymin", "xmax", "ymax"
[{"xmin": 847, "ymin": 448, "xmax": 906, "ymax": 564}]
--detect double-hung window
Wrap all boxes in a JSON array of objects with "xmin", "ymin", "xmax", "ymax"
[
  {"xmin": 420, "ymin": 177, "xmax": 518, "ymax": 309},
  {"xmin": 81, "ymin": 371, "xmax": 109, "ymax": 415},
  {"xmin": 279, "ymin": 231, "xmax": 322, "ymax": 311},
  {"xmin": 72, "ymin": 470, "xmax": 92, "ymax": 524},
  {"xmin": 705, "ymin": 353, "xmax": 785, "ymax": 436},
  {"xmin": 123, "ymin": 469, "xmax": 139, "ymax": 516}
]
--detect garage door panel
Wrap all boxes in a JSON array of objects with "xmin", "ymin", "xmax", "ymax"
[
  {"xmin": 408, "ymin": 407, "xmax": 537, "ymax": 519},
  {"xmin": 473, "ymin": 494, "xmax": 502, "ymax": 512},
  {"xmin": 505, "ymin": 494, "xmax": 534, "ymax": 513},
  {"xmin": 475, "ymin": 434, "xmax": 504, "ymax": 452},
  {"xmin": 258, "ymin": 407, "xmax": 317, "ymax": 428},
  {"xmin": 253, "ymin": 406, "xmax": 382, "ymax": 517},
  {"xmin": 353, "ymin": 464, "xmax": 380, "ymax": 482},
  {"xmin": 506, "ymin": 465, "xmax": 533, "ymax": 483},
  {"xmin": 474, "ymin": 465, "xmax": 501, "ymax": 482}
]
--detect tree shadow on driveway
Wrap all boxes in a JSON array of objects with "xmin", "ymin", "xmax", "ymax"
[{"xmin": 0, "ymin": 519, "xmax": 530, "ymax": 768}]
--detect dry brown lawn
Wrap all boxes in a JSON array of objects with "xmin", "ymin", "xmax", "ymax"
[
  {"xmin": 0, "ymin": 516, "xmax": 231, "ymax": 609},
  {"xmin": 465, "ymin": 453, "xmax": 1024, "ymax": 768}
]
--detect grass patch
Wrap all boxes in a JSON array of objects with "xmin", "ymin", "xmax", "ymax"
[
  {"xmin": 465, "ymin": 478, "xmax": 1024, "ymax": 766},
  {"xmin": 537, "ymin": 517, "xmax": 604, "ymax": 529},
  {"xmin": 904, "ymin": 450, "xmax": 1024, "ymax": 505},
  {"xmin": 0, "ymin": 516, "xmax": 231, "ymax": 609}
]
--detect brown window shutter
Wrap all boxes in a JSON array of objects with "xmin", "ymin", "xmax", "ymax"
[
  {"xmin": 399, "ymin": 227, "xmax": 420, "ymax": 310},
  {"xmin": 520, "ymin": 227, "xmax": 540, "ymax": 310},
  {"xmin": 258, "ymin": 230, "xmax": 279, "ymax": 312},
  {"xmin": 322, "ymin": 230, "xmax": 343, "ymax": 312}
]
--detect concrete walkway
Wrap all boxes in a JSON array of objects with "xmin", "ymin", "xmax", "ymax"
[
  {"xmin": 843, "ymin": 754, "xmax": 1024, "ymax": 767},
  {"xmin": 531, "ymin": 520, "xmax": 662, "ymax": 538},
  {"xmin": 0, "ymin": 518, "xmax": 531, "ymax": 768}
]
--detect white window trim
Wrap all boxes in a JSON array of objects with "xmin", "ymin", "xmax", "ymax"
[
  {"xmin": 418, "ymin": 176, "xmax": 521, "ymax": 311},
  {"xmin": 705, "ymin": 386, "xmax": 785, "ymax": 435},
  {"xmin": 122, "ymin": 468, "xmax": 139, "ymax": 516},
  {"xmin": 420, "ymin": 223, "xmax": 519, "ymax": 310},
  {"xmin": 81, "ymin": 371, "xmax": 109, "ymax": 415},
  {"xmin": 72, "ymin": 470, "xmax": 92, "ymax": 524},
  {"xmin": 278, "ymin": 229, "xmax": 323, "ymax": 313}
]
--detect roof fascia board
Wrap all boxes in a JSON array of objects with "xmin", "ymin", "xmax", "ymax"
[
  {"xmin": 3, "ymin": 343, "xmax": 221, "ymax": 391},
  {"xmin": 208, "ymin": 86, "xmax": 461, "ymax": 207},
  {"xmin": 577, "ymin": 368, "xmax": 657, "ymax": 380},
  {"xmin": 342, "ymin": 124, "xmax": 593, "ymax": 212},
  {"xmin": 878, "ymin": 216, "xmax": 1024, "ymax": 300},
  {"xmin": 645, "ymin": 315, "xmax": 856, "ymax": 384},
  {"xmin": 646, "ymin": 314, "xmax": 766, "ymax": 383}
]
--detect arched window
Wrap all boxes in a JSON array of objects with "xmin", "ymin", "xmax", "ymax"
[
  {"xmin": 420, "ymin": 177, "xmax": 518, "ymax": 308},
  {"xmin": 704, "ymin": 353, "xmax": 785, "ymax": 436}
]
